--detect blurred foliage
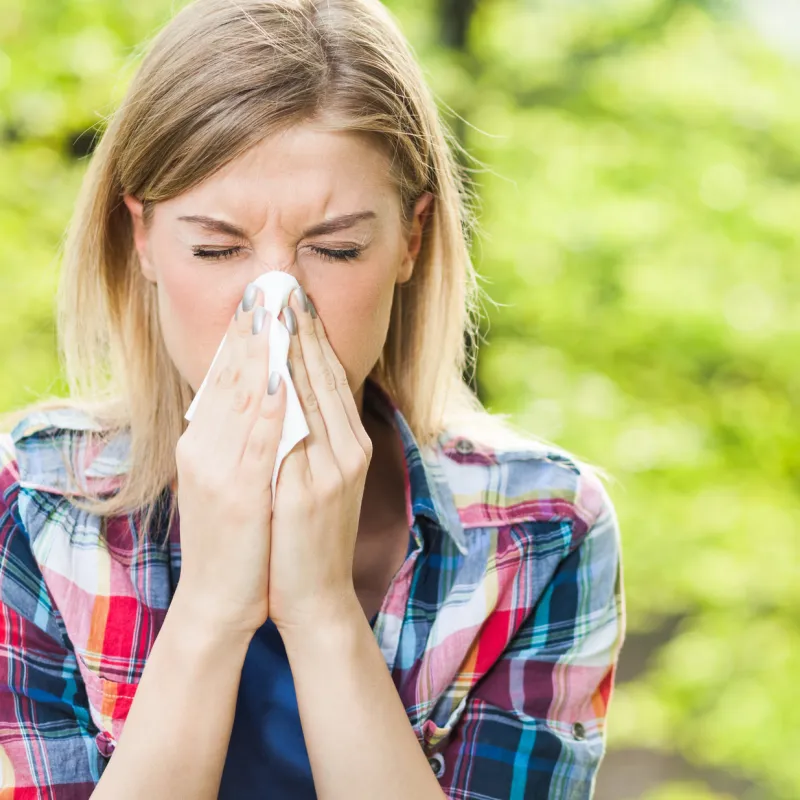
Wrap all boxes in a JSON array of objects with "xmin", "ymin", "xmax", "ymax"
[
  {"xmin": 1, "ymin": 0, "xmax": 798, "ymax": 798},
  {"xmin": 641, "ymin": 783, "xmax": 739, "ymax": 800}
]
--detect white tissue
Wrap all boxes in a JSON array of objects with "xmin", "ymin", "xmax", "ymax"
[{"xmin": 184, "ymin": 272, "xmax": 310, "ymax": 503}]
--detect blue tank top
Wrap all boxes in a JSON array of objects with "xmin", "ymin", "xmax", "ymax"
[{"xmin": 217, "ymin": 531, "xmax": 415, "ymax": 798}]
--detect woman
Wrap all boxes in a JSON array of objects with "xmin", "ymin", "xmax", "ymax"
[{"xmin": 0, "ymin": 0, "xmax": 624, "ymax": 798}]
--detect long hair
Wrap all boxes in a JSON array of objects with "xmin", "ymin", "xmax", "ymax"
[{"xmin": 2, "ymin": 0, "xmax": 603, "ymax": 544}]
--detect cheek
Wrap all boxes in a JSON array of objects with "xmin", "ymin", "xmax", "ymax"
[
  {"xmin": 310, "ymin": 268, "xmax": 395, "ymax": 383},
  {"xmin": 154, "ymin": 261, "xmax": 240, "ymax": 390}
]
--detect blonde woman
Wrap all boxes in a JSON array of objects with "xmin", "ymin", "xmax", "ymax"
[{"xmin": 0, "ymin": 0, "xmax": 624, "ymax": 798}]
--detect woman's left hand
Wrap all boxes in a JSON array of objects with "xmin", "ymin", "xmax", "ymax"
[{"xmin": 267, "ymin": 288, "xmax": 373, "ymax": 634}]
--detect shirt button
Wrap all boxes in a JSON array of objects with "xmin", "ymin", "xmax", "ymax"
[
  {"xmin": 573, "ymin": 722, "xmax": 586, "ymax": 740},
  {"xmin": 94, "ymin": 731, "xmax": 117, "ymax": 758},
  {"xmin": 454, "ymin": 438, "xmax": 474, "ymax": 455},
  {"xmin": 428, "ymin": 752, "xmax": 445, "ymax": 778}
]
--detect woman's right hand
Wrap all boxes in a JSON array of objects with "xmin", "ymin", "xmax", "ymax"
[{"xmin": 173, "ymin": 283, "xmax": 286, "ymax": 637}]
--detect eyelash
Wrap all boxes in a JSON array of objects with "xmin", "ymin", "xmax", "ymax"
[
  {"xmin": 191, "ymin": 246, "xmax": 362, "ymax": 262},
  {"xmin": 312, "ymin": 246, "xmax": 362, "ymax": 263}
]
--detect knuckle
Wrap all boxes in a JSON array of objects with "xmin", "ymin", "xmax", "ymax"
[
  {"xmin": 322, "ymin": 367, "xmax": 337, "ymax": 392},
  {"xmin": 176, "ymin": 443, "xmax": 212, "ymax": 487},
  {"xmin": 175, "ymin": 436, "xmax": 194, "ymax": 467},
  {"xmin": 259, "ymin": 396, "xmax": 283, "ymax": 419},
  {"xmin": 319, "ymin": 474, "xmax": 343, "ymax": 499},
  {"xmin": 214, "ymin": 365, "xmax": 239, "ymax": 388},
  {"xmin": 246, "ymin": 425, "xmax": 272, "ymax": 460},
  {"xmin": 333, "ymin": 364, "xmax": 349, "ymax": 387},
  {"xmin": 344, "ymin": 452, "xmax": 368, "ymax": 480},
  {"xmin": 302, "ymin": 390, "xmax": 319, "ymax": 412},
  {"xmin": 234, "ymin": 319, "xmax": 252, "ymax": 339},
  {"xmin": 231, "ymin": 387, "xmax": 251, "ymax": 414}
]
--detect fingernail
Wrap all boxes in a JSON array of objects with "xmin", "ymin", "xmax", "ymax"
[
  {"xmin": 252, "ymin": 306, "xmax": 267, "ymax": 334},
  {"xmin": 308, "ymin": 300, "xmax": 317, "ymax": 319},
  {"xmin": 283, "ymin": 306, "xmax": 297, "ymax": 335},
  {"xmin": 234, "ymin": 300, "xmax": 243, "ymax": 320},
  {"xmin": 268, "ymin": 371, "xmax": 281, "ymax": 395},
  {"xmin": 287, "ymin": 360, "xmax": 293, "ymax": 379},
  {"xmin": 242, "ymin": 283, "xmax": 258, "ymax": 312},
  {"xmin": 292, "ymin": 286, "xmax": 309, "ymax": 313}
]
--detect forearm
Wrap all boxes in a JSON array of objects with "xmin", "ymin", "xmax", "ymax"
[
  {"xmin": 281, "ymin": 596, "xmax": 446, "ymax": 800},
  {"xmin": 92, "ymin": 585, "xmax": 252, "ymax": 799}
]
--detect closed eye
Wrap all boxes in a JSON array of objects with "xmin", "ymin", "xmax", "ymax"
[
  {"xmin": 192, "ymin": 246, "xmax": 242, "ymax": 260},
  {"xmin": 309, "ymin": 246, "xmax": 362, "ymax": 263},
  {"xmin": 191, "ymin": 245, "xmax": 363, "ymax": 262}
]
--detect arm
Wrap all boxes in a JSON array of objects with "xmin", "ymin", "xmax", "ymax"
[
  {"xmin": 91, "ymin": 587, "xmax": 251, "ymax": 799},
  {"xmin": 279, "ymin": 491, "xmax": 623, "ymax": 800},
  {"xmin": 281, "ymin": 598, "xmax": 447, "ymax": 800},
  {"xmin": 266, "ymin": 281, "xmax": 449, "ymax": 798},
  {"xmin": 0, "ymin": 458, "xmax": 252, "ymax": 799},
  {"xmin": 3, "ymin": 288, "xmax": 290, "ymax": 798},
  {"xmin": 436, "ymin": 487, "xmax": 625, "ymax": 799}
]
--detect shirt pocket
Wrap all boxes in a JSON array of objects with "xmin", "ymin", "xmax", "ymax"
[{"xmin": 75, "ymin": 652, "xmax": 141, "ymax": 758}]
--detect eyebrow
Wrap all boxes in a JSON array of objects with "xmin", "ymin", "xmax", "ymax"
[{"xmin": 177, "ymin": 211, "xmax": 377, "ymax": 239}]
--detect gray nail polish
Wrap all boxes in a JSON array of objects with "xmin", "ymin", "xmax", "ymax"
[
  {"xmin": 252, "ymin": 306, "xmax": 267, "ymax": 334},
  {"xmin": 287, "ymin": 360, "xmax": 293, "ymax": 379},
  {"xmin": 268, "ymin": 371, "xmax": 281, "ymax": 395},
  {"xmin": 308, "ymin": 300, "xmax": 317, "ymax": 319},
  {"xmin": 242, "ymin": 283, "xmax": 258, "ymax": 312},
  {"xmin": 234, "ymin": 300, "xmax": 243, "ymax": 320},
  {"xmin": 283, "ymin": 306, "xmax": 297, "ymax": 335},
  {"xmin": 293, "ymin": 286, "xmax": 309, "ymax": 312}
]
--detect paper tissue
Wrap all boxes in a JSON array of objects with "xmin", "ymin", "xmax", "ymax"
[{"xmin": 184, "ymin": 272, "xmax": 310, "ymax": 502}]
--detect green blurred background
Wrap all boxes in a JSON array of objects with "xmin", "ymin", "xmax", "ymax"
[{"xmin": 1, "ymin": 1, "xmax": 798, "ymax": 797}]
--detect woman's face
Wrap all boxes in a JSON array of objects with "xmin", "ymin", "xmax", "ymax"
[{"xmin": 125, "ymin": 123, "xmax": 431, "ymax": 414}]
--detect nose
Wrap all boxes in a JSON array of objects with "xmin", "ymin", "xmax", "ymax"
[
  {"xmin": 247, "ymin": 255, "xmax": 305, "ymax": 310},
  {"xmin": 250, "ymin": 257, "xmax": 296, "ymax": 282},
  {"xmin": 252, "ymin": 248, "xmax": 294, "ymax": 269}
]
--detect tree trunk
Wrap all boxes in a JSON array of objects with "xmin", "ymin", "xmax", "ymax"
[{"xmin": 438, "ymin": 0, "xmax": 478, "ymax": 51}]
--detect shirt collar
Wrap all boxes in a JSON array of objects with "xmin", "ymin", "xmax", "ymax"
[
  {"xmin": 11, "ymin": 384, "xmax": 469, "ymax": 556},
  {"xmin": 364, "ymin": 379, "xmax": 468, "ymax": 556}
]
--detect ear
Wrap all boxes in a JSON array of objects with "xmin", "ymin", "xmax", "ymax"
[
  {"xmin": 397, "ymin": 192, "xmax": 434, "ymax": 285},
  {"xmin": 123, "ymin": 194, "xmax": 157, "ymax": 283}
]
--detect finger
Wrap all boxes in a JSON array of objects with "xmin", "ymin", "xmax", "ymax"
[
  {"xmin": 306, "ymin": 297, "xmax": 372, "ymax": 460},
  {"xmin": 241, "ymin": 369, "xmax": 287, "ymax": 499},
  {"xmin": 288, "ymin": 288, "xmax": 366, "ymax": 482},
  {"xmin": 283, "ymin": 295, "xmax": 338, "ymax": 481},
  {"xmin": 191, "ymin": 282, "xmax": 262, "ymax": 423},
  {"xmin": 189, "ymin": 283, "xmax": 272, "ymax": 463}
]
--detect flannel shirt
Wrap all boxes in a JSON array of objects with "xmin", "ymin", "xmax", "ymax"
[{"xmin": 0, "ymin": 380, "xmax": 624, "ymax": 798}]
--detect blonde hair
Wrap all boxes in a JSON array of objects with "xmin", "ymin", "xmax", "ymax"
[{"xmin": 3, "ymin": 0, "xmax": 604, "ymax": 543}]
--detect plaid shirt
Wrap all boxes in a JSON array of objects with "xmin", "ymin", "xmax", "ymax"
[{"xmin": 0, "ymin": 382, "xmax": 624, "ymax": 798}]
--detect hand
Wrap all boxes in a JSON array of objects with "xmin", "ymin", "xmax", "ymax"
[
  {"xmin": 174, "ymin": 284, "xmax": 286, "ymax": 637},
  {"xmin": 267, "ymin": 288, "xmax": 373, "ymax": 634}
]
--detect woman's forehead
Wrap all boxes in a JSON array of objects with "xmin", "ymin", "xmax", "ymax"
[{"xmin": 162, "ymin": 125, "xmax": 399, "ymax": 231}]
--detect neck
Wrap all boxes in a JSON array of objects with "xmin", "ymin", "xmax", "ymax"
[{"xmin": 355, "ymin": 382, "xmax": 407, "ymax": 537}]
